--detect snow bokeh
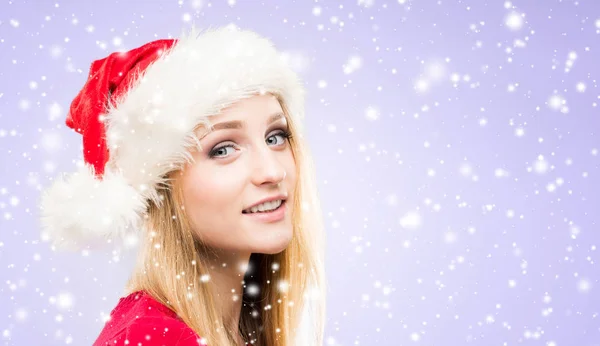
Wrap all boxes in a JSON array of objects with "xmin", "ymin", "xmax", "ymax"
[{"xmin": 1, "ymin": 0, "xmax": 599, "ymax": 345}]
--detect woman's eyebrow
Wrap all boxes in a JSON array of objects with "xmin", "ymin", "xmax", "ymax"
[{"xmin": 198, "ymin": 112, "xmax": 285, "ymax": 139}]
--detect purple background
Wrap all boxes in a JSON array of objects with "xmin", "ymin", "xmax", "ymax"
[{"xmin": 1, "ymin": 0, "xmax": 600, "ymax": 345}]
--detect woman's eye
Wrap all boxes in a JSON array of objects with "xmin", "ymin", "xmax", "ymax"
[
  {"xmin": 209, "ymin": 130, "xmax": 291, "ymax": 159},
  {"xmin": 209, "ymin": 145, "xmax": 236, "ymax": 158},
  {"xmin": 267, "ymin": 130, "xmax": 292, "ymax": 146}
]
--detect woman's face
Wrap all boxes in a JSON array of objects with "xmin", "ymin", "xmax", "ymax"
[{"xmin": 179, "ymin": 94, "xmax": 296, "ymax": 256}]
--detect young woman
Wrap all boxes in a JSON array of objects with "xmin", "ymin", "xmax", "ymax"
[{"xmin": 40, "ymin": 26, "xmax": 326, "ymax": 345}]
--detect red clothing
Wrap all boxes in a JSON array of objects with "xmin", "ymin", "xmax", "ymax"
[{"xmin": 93, "ymin": 291, "xmax": 207, "ymax": 346}]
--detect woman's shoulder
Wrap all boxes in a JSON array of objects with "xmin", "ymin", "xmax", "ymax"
[{"xmin": 93, "ymin": 290, "xmax": 207, "ymax": 346}]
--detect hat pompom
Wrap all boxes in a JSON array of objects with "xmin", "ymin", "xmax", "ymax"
[{"xmin": 40, "ymin": 164, "xmax": 147, "ymax": 251}]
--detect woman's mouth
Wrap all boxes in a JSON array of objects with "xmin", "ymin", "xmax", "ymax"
[{"xmin": 242, "ymin": 200, "xmax": 287, "ymax": 222}]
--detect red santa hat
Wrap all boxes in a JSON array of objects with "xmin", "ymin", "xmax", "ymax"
[{"xmin": 40, "ymin": 26, "xmax": 305, "ymax": 250}]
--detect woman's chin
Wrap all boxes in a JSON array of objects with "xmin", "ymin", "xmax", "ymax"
[{"xmin": 250, "ymin": 230, "xmax": 293, "ymax": 255}]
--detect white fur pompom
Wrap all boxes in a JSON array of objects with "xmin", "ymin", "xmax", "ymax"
[{"xmin": 40, "ymin": 164, "xmax": 147, "ymax": 251}]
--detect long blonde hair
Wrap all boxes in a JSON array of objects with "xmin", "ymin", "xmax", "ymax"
[{"xmin": 125, "ymin": 94, "xmax": 326, "ymax": 345}]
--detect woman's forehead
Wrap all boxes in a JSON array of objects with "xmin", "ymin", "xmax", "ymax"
[
  {"xmin": 192, "ymin": 94, "xmax": 286, "ymax": 135},
  {"xmin": 221, "ymin": 94, "xmax": 283, "ymax": 117}
]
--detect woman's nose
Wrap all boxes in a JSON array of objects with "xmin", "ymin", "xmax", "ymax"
[{"xmin": 250, "ymin": 147, "xmax": 287, "ymax": 186}]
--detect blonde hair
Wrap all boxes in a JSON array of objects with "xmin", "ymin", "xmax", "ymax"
[{"xmin": 125, "ymin": 95, "xmax": 326, "ymax": 345}]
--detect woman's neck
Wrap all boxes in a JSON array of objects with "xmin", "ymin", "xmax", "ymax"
[{"xmin": 203, "ymin": 250, "xmax": 252, "ymax": 342}]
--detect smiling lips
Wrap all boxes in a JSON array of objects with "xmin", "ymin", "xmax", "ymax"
[
  {"xmin": 243, "ymin": 194, "xmax": 287, "ymax": 213},
  {"xmin": 242, "ymin": 199, "xmax": 287, "ymax": 223},
  {"xmin": 243, "ymin": 199, "xmax": 284, "ymax": 214}
]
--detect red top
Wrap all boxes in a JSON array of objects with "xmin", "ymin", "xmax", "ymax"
[{"xmin": 93, "ymin": 291, "xmax": 207, "ymax": 346}]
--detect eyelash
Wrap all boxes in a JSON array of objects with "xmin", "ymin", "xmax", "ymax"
[{"xmin": 208, "ymin": 129, "xmax": 293, "ymax": 159}]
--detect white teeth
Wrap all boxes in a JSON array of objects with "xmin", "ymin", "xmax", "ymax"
[{"xmin": 246, "ymin": 199, "xmax": 283, "ymax": 213}]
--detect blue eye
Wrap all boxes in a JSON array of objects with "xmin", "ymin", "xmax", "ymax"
[
  {"xmin": 208, "ymin": 129, "xmax": 292, "ymax": 159},
  {"xmin": 209, "ymin": 145, "xmax": 236, "ymax": 158},
  {"xmin": 267, "ymin": 129, "xmax": 293, "ymax": 146}
]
